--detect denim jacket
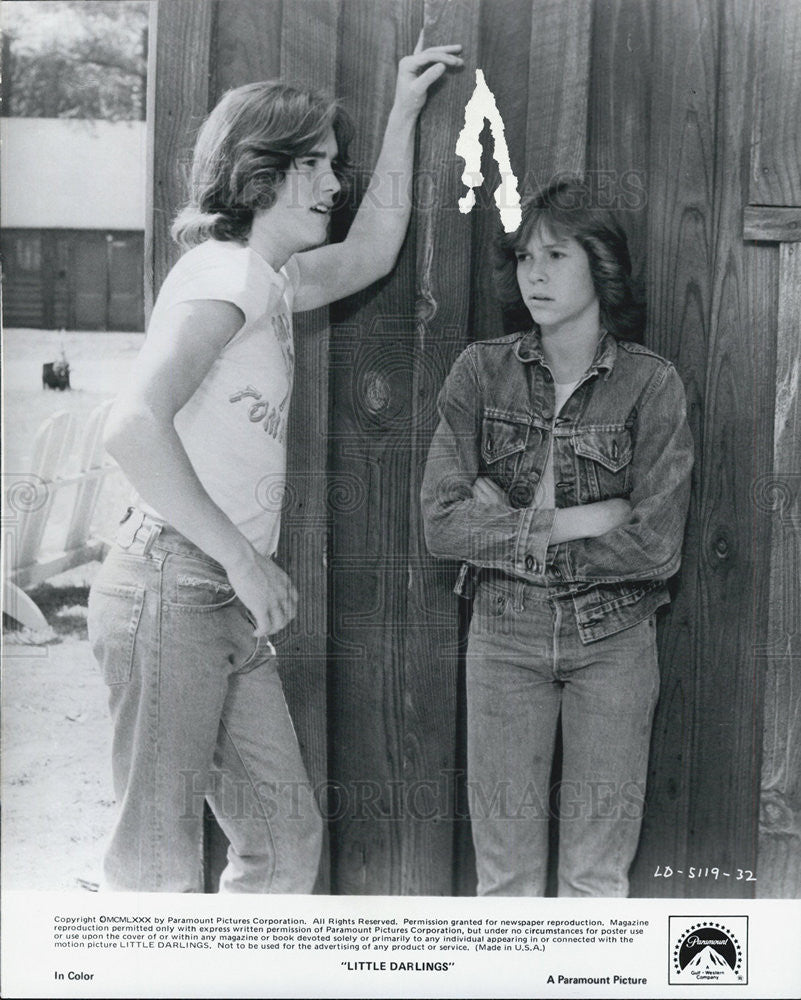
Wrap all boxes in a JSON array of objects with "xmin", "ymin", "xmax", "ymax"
[{"xmin": 420, "ymin": 329, "xmax": 694, "ymax": 643}]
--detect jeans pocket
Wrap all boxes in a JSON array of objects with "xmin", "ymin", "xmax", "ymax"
[
  {"xmin": 164, "ymin": 554, "xmax": 238, "ymax": 612},
  {"xmin": 173, "ymin": 574, "xmax": 237, "ymax": 610},
  {"xmin": 87, "ymin": 583, "xmax": 145, "ymax": 685}
]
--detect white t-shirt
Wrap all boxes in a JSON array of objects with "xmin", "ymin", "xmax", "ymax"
[{"xmin": 136, "ymin": 239, "xmax": 301, "ymax": 556}]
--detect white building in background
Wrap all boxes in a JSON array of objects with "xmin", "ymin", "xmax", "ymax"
[{"xmin": 1, "ymin": 118, "xmax": 146, "ymax": 331}]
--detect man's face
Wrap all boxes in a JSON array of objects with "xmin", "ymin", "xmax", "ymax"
[{"xmin": 269, "ymin": 128, "xmax": 342, "ymax": 253}]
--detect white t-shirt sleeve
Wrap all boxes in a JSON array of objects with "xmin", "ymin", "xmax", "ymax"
[
  {"xmin": 164, "ymin": 243, "xmax": 274, "ymax": 325},
  {"xmin": 281, "ymin": 254, "xmax": 302, "ymax": 310}
]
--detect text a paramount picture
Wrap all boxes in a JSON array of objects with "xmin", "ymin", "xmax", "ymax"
[{"xmin": 1, "ymin": 0, "xmax": 800, "ymax": 998}]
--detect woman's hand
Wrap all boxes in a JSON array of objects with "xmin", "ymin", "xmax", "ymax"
[
  {"xmin": 224, "ymin": 549, "xmax": 298, "ymax": 637},
  {"xmin": 394, "ymin": 35, "xmax": 463, "ymax": 116}
]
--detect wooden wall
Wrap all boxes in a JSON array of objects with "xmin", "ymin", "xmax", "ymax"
[{"xmin": 148, "ymin": 0, "xmax": 799, "ymax": 897}]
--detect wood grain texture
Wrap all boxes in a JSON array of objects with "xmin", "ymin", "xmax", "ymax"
[
  {"xmin": 743, "ymin": 206, "xmax": 801, "ymax": 242},
  {"xmin": 277, "ymin": 0, "xmax": 340, "ymax": 894},
  {"xmin": 212, "ymin": 0, "xmax": 282, "ymax": 96},
  {"xmin": 145, "ymin": 0, "xmax": 213, "ymax": 318},
  {"xmin": 757, "ymin": 242, "xmax": 801, "ymax": 897},
  {"xmin": 587, "ymin": 0, "xmax": 652, "ymax": 300},
  {"xmin": 327, "ymin": 0, "xmax": 422, "ymax": 895},
  {"xmin": 629, "ymin": 0, "xmax": 718, "ymax": 898},
  {"xmin": 468, "ymin": 0, "xmax": 534, "ymax": 343},
  {"xmin": 525, "ymin": 0, "xmax": 591, "ymax": 192},
  {"xmin": 402, "ymin": 0, "xmax": 482, "ymax": 895},
  {"xmin": 749, "ymin": 0, "xmax": 801, "ymax": 207},
  {"xmin": 682, "ymin": 0, "xmax": 773, "ymax": 898}
]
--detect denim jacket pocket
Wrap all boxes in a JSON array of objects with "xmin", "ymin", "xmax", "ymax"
[
  {"xmin": 87, "ymin": 583, "xmax": 145, "ymax": 685},
  {"xmin": 481, "ymin": 414, "xmax": 528, "ymax": 489},
  {"xmin": 573, "ymin": 427, "xmax": 633, "ymax": 501}
]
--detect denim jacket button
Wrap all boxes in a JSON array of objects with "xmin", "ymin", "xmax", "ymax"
[
  {"xmin": 509, "ymin": 483, "xmax": 534, "ymax": 508},
  {"xmin": 525, "ymin": 554, "xmax": 535, "ymax": 572}
]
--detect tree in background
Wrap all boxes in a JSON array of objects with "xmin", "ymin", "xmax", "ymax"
[{"xmin": 2, "ymin": 0, "xmax": 148, "ymax": 120}]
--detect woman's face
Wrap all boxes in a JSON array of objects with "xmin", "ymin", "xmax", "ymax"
[{"xmin": 515, "ymin": 224, "xmax": 599, "ymax": 334}]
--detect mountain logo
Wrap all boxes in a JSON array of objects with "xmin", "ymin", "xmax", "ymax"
[{"xmin": 669, "ymin": 917, "xmax": 747, "ymax": 985}]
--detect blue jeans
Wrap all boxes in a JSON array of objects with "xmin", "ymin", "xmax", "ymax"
[
  {"xmin": 87, "ymin": 511, "xmax": 322, "ymax": 892},
  {"xmin": 466, "ymin": 576, "xmax": 659, "ymax": 897}
]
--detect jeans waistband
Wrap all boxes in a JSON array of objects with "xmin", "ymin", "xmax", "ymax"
[
  {"xmin": 115, "ymin": 506, "xmax": 225, "ymax": 571},
  {"xmin": 478, "ymin": 569, "xmax": 556, "ymax": 610},
  {"xmin": 479, "ymin": 568, "xmax": 549, "ymax": 593}
]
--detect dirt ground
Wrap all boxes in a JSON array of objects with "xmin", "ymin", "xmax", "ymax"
[
  {"xmin": 3, "ymin": 328, "xmax": 144, "ymax": 890},
  {"xmin": 3, "ymin": 633, "xmax": 113, "ymax": 890}
]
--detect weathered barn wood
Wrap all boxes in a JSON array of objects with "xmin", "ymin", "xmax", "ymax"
[
  {"xmin": 149, "ymin": 0, "xmax": 798, "ymax": 897},
  {"xmin": 403, "ymin": 0, "xmax": 481, "ymax": 895},
  {"xmin": 686, "ymin": 0, "xmax": 769, "ymax": 896},
  {"xmin": 743, "ymin": 206, "xmax": 801, "ymax": 242},
  {"xmin": 587, "ymin": 0, "xmax": 651, "ymax": 294},
  {"xmin": 327, "ymin": 0, "xmax": 424, "ymax": 895},
  {"xmin": 627, "ymin": 0, "xmax": 717, "ymax": 897},
  {"xmin": 756, "ymin": 243, "xmax": 801, "ymax": 898},
  {"xmin": 145, "ymin": 0, "xmax": 213, "ymax": 315},
  {"xmin": 747, "ymin": 0, "xmax": 801, "ymax": 901},
  {"xmin": 749, "ymin": 0, "xmax": 801, "ymax": 207}
]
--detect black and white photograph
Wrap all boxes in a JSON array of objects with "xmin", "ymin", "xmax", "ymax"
[{"xmin": 2, "ymin": 0, "xmax": 800, "ymax": 997}]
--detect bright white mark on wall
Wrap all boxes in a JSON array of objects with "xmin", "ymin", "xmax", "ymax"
[{"xmin": 455, "ymin": 69, "xmax": 521, "ymax": 233}]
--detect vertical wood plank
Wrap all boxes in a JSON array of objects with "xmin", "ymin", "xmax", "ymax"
[
  {"xmin": 145, "ymin": 0, "xmax": 213, "ymax": 319},
  {"xmin": 277, "ymin": 0, "xmax": 340, "ymax": 894},
  {"xmin": 628, "ymin": 0, "xmax": 718, "ymax": 897},
  {"xmin": 756, "ymin": 242, "xmax": 801, "ymax": 897},
  {"xmin": 212, "ymin": 0, "xmax": 283, "ymax": 95},
  {"xmin": 469, "ymin": 0, "xmax": 533, "ymax": 344},
  {"xmin": 683, "ymin": 0, "xmax": 772, "ymax": 897},
  {"xmin": 631, "ymin": 0, "xmax": 777, "ymax": 899},
  {"xmin": 525, "ymin": 0, "xmax": 592, "ymax": 192},
  {"xmin": 587, "ymin": 0, "xmax": 652, "ymax": 299},
  {"xmin": 403, "ymin": 0, "xmax": 482, "ymax": 895},
  {"xmin": 327, "ymin": 0, "xmax": 423, "ymax": 896},
  {"xmin": 749, "ymin": 0, "xmax": 801, "ymax": 207}
]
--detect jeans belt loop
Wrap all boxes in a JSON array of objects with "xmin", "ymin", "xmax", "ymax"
[
  {"xmin": 138, "ymin": 518, "xmax": 163, "ymax": 555},
  {"xmin": 117, "ymin": 508, "xmax": 164, "ymax": 554}
]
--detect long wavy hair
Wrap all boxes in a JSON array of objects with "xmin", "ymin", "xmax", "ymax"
[
  {"xmin": 494, "ymin": 177, "xmax": 645, "ymax": 340},
  {"xmin": 172, "ymin": 81, "xmax": 354, "ymax": 248}
]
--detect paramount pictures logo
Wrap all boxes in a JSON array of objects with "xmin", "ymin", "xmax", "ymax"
[{"xmin": 668, "ymin": 916, "xmax": 748, "ymax": 985}]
